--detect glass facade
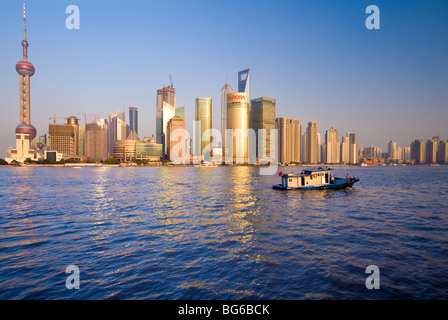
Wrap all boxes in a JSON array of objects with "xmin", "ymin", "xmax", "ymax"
[{"xmin": 195, "ymin": 98, "xmax": 213, "ymax": 157}]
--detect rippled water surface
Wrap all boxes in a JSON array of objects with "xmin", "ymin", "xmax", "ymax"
[{"xmin": 1, "ymin": 165, "xmax": 448, "ymax": 299}]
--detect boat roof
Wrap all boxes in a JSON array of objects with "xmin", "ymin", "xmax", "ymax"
[{"xmin": 303, "ymin": 167, "xmax": 333, "ymax": 172}]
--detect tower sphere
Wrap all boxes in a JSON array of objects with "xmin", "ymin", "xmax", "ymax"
[
  {"xmin": 16, "ymin": 60, "xmax": 35, "ymax": 76},
  {"xmin": 15, "ymin": 123, "xmax": 37, "ymax": 140}
]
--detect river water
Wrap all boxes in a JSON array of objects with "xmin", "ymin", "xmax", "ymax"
[{"xmin": 0, "ymin": 165, "xmax": 447, "ymax": 299}]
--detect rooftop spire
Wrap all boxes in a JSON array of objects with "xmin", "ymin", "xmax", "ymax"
[{"xmin": 22, "ymin": 3, "xmax": 28, "ymax": 60}]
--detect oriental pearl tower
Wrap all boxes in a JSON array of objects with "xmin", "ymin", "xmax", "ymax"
[{"xmin": 8, "ymin": 4, "xmax": 38, "ymax": 163}]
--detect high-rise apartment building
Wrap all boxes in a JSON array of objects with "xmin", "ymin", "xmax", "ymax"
[
  {"xmin": 340, "ymin": 135, "xmax": 349, "ymax": 164},
  {"xmin": 226, "ymin": 93, "xmax": 250, "ymax": 163},
  {"xmin": 438, "ymin": 140, "xmax": 448, "ymax": 164},
  {"xmin": 388, "ymin": 140, "xmax": 397, "ymax": 160},
  {"xmin": 156, "ymin": 85, "xmax": 176, "ymax": 145},
  {"xmin": 275, "ymin": 117, "xmax": 300, "ymax": 164},
  {"xmin": 325, "ymin": 126, "xmax": 340, "ymax": 164},
  {"xmin": 349, "ymin": 133, "xmax": 358, "ymax": 164},
  {"xmin": 426, "ymin": 138, "xmax": 439, "ymax": 164},
  {"xmin": 305, "ymin": 122, "xmax": 318, "ymax": 164},
  {"xmin": 251, "ymin": 97, "xmax": 276, "ymax": 162},
  {"xmin": 221, "ymin": 79, "xmax": 234, "ymax": 152},
  {"xmin": 194, "ymin": 98, "xmax": 213, "ymax": 158},
  {"xmin": 411, "ymin": 139, "xmax": 426, "ymax": 164}
]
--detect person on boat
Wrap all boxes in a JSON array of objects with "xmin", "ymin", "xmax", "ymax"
[{"xmin": 346, "ymin": 173, "xmax": 350, "ymax": 182}]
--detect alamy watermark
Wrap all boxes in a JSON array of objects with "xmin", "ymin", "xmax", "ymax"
[
  {"xmin": 168, "ymin": 125, "xmax": 278, "ymax": 175},
  {"xmin": 66, "ymin": 5, "xmax": 80, "ymax": 30},
  {"xmin": 65, "ymin": 264, "xmax": 80, "ymax": 289},
  {"xmin": 365, "ymin": 265, "xmax": 380, "ymax": 289}
]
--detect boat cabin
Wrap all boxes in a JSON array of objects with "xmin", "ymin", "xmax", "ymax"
[{"xmin": 281, "ymin": 167, "xmax": 332, "ymax": 189}]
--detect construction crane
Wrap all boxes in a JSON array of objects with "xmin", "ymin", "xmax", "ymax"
[
  {"xmin": 169, "ymin": 74, "xmax": 174, "ymax": 88},
  {"xmin": 77, "ymin": 113, "xmax": 104, "ymax": 126}
]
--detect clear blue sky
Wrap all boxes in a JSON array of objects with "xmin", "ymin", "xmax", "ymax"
[{"xmin": 1, "ymin": 0, "xmax": 447, "ymax": 157}]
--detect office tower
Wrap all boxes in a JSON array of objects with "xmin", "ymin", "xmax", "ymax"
[
  {"xmin": 251, "ymin": 97, "xmax": 276, "ymax": 162},
  {"xmin": 108, "ymin": 112, "xmax": 128, "ymax": 158},
  {"xmin": 325, "ymin": 127, "xmax": 340, "ymax": 164},
  {"xmin": 129, "ymin": 106, "xmax": 138, "ymax": 135},
  {"xmin": 426, "ymin": 138, "xmax": 438, "ymax": 164},
  {"xmin": 7, "ymin": 4, "xmax": 37, "ymax": 163},
  {"xmin": 78, "ymin": 125, "xmax": 85, "ymax": 157},
  {"xmin": 49, "ymin": 117, "xmax": 79, "ymax": 157},
  {"xmin": 167, "ymin": 116, "xmax": 186, "ymax": 162},
  {"xmin": 238, "ymin": 69, "xmax": 250, "ymax": 105},
  {"xmin": 226, "ymin": 93, "xmax": 250, "ymax": 163},
  {"xmin": 349, "ymin": 133, "xmax": 358, "ymax": 164},
  {"xmin": 439, "ymin": 141, "xmax": 448, "ymax": 164},
  {"xmin": 305, "ymin": 122, "xmax": 318, "ymax": 164},
  {"xmin": 85, "ymin": 119, "xmax": 108, "ymax": 161},
  {"xmin": 175, "ymin": 106, "xmax": 185, "ymax": 120},
  {"xmin": 301, "ymin": 133, "xmax": 306, "ymax": 163},
  {"xmin": 221, "ymin": 79, "xmax": 234, "ymax": 153},
  {"xmin": 162, "ymin": 102, "xmax": 175, "ymax": 154},
  {"xmin": 194, "ymin": 98, "xmax": 213, "ymax": 158},
  {"xmin": 317, "ymin": 132, "xmax": 321, "ymax": 163},
  {"xmin": 388, "ymin": 140, "xmax": 397, "ymax": 160},
  {"xmin": 411, "ymin": 140, "xmax": 426, "ymax": 164},
  {"xmin": 341, "ymin": 135, "xmax": 350, "ymax": 164},
  {"xmin": 275, "ymin": 117, "xmax": 301, "ymax": 164},
  {"xmin": 156, "ymin": 85, "xmax": 176, "ymax": 145}
]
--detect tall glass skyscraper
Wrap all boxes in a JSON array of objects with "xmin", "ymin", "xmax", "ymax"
[
  {"xmin": 129, "ymin": 106, "xmax": 138, "ymax": 135},
  {"xmin": 251, "ymin": 97, "xmax": 276, "ymax": 162},
  {"xmin": 162, "ymin": 102, "xmax": 176, "ymax": 155},
  {"xmin": 195, "ymin": 98, "xmax": 213, "ymax": 158},
  {"xmin": 226, "ymin": 93, "xmax": 249, "ymax": 163},
  {"xmin": 238, "ymin": 69, "xmax": 250, "ymax": 105},
  {"xmin": 175, "ymin": 106, "xmax": 185, "ymax": 120}
]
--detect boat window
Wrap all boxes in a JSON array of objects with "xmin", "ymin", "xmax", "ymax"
[{"xmin": 289, "ymin": 179, "xmax": 292, "ymax": 182}]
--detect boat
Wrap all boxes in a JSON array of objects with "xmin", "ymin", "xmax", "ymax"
[
  {"xmin": 193, "ymin": 161, "xmax": 218, "ymax": 168},
  {"xmin": 272, "ymin": 167, "xmax": 360, "ymax": 190}
]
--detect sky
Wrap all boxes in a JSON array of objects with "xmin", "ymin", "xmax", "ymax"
[{"xmin": 0, "ymin": 0, "xmax": 447, "ymax": 157}]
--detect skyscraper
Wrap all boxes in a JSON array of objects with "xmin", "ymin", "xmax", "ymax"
[
  {"xmin": 325, "ymin": 127, "xmax": 340, "ymax": 164},
  {"xmin": 108, "ymin": 112, "xmax": 128, "ymax": 158},
  {"xmin": 129, "ymin": 106, "xmax": 138, "ymax": 136},
  {"xmin": 251, "ymin": 97, "xmax": 276, "ymax": 162},
  {"xmin": 7, "ymin": 4, "xmax": 38, "ymax": 163},
  {"xmin": 221, "ymin": 79, "xmax": 234, "ymax": 152},
  {"xmin": 162, "ymin": 102, "xmax": 176, "ymax": 155},
  {"xmin": 305, "ymin": 122, "xmax": 318, "ymax": 164},
  {"xmin": 49, "ymin": 117, "xmax": 79, "ymax": 158},
  {"xmin": 349, "ymin": 133, "xmax": 358, "ymax": 164},
  {"xmin": 226, "ymin": 93, "xmax": 250, "ymax": 163},
  {"xmin": 438, "ymin": 140, "xmax": 448, "ymax": 164},
  {"xmin": 341, "ymin": 135, "xmax": 350, "ymax": 164},
  {"xmin": 388, "ymin": 140, "xmax": 397, "ymax": 160},
  {"xmin": 156, "ymin": 85, "xmax": 176, "ymax": 145},
  {"xmin": 195, "ymin": 98, "xmax": 213, "ymax": 159},
  {"xmin": 238, "ymin": 69, "xmax": 250, "ymax": 105},
  {"xmin": 426, "ymin": 138, "xmax": 439, "ymax": 164},
  {"xmin": 85, "ymin": 119, "xmax": 108, "ymax": 162},
  {"xmin": 167, "ymin": 116, "xmax": 186, "ymax": 162},
  {"xmin": 411, "ymin": 140, "xmax": 426, "ymax": 164},
  {"xmin": 275, "ymin": 117, "xmax": 301, "ymax": 164}
]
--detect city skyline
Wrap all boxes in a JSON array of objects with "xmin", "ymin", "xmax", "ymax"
[{"xmin": 1, "ymin": 1, "xmax": 448, "ymax": 157}]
